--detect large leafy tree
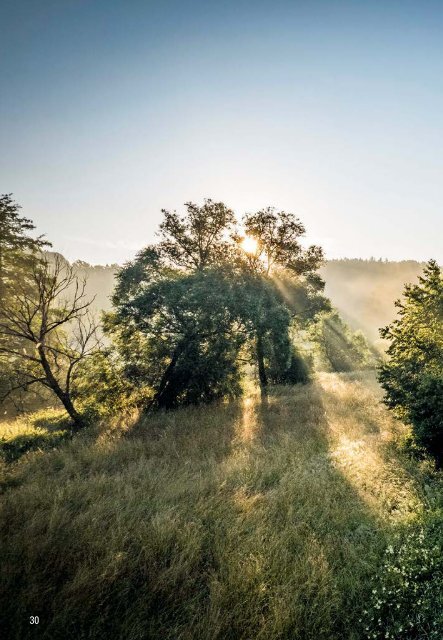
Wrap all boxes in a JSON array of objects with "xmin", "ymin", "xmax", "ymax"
[
  {"xmin": 108, "ymin": 201, "xmax": 245, "ymax": 410},
  {"xmin": 108, "ymin": 253, "xmax": 243, "ymax": 409},
  {"xmin": 110, "ymin": 201, "xmax": 328, "ymax": 409},
  {"xmin": 379, "ymin": 260, "xmax": 443, "ymax": 464}
]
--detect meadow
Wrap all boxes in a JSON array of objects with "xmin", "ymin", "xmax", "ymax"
[{"xmin": 1, "ymin": 371, "xmax": 441, "ymax": 639}]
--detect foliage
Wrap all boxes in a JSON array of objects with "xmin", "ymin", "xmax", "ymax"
[
  {"xmin": 108, "ymin": 260, "xmax": 245, "ymax": 410},
  {"xmin": 158, "ymin": 199, "xmax": 236, "ymax": 269},
  {"xmin": 72, "ymin": 350, "xmax": 144, "ymax": 418},
  {"xmin": 311, "ymin": 310, "xmax": 376, "ymax": 372},
  {"xmin": 236, "ymin": 273, "xmax": 314, "ymax": 385},
  {"xmin": 0, "ymin": 193, "xmax": 50, "ymax": 298},
  {"xmin": 108, "ymin": 202, "xmax": 329, "ymax": 409},
  {"xmin": 268, "ymin": 345, "xmax": 311, "ymax": 385},
  {"xmin": 0, "ymin": 194, "xmax": 52, "ymax": 413},
  {"xmin": 241, "ymin": 206, "xmax": 324, "ymax": 279},
  {"xmin": 239, "ymin": 208, "xmax": 327, "ymax": 387},
  {"xmin": 379, "ymin": 260, "xmax": 443, "ymax": 465},
  {"xmin": 360, "ymin": 517, "xmax": 443, "ymax": 639}
]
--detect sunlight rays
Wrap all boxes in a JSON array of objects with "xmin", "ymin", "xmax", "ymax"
[{"xmin": 241, "ymin": 235, "xmax": 258, "ymax": 256}]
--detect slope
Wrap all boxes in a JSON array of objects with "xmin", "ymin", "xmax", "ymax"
[{"xmin": 0, "ymin": 372, "xmax": 441, "ymax": 639}]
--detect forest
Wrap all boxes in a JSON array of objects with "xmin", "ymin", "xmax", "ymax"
[{"xmin": 0, "ymin": 194, "xmax": 442, "ymax": 640}]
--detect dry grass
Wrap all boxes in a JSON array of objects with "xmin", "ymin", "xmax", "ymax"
[{"xmin": 1, "ymin": 372, "xmax": 441, "ymax": 639}]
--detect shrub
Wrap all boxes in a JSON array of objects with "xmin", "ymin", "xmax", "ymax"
[
  {"xmin": 360, "ymin": 517, "xmax": 443, "ymax": 639},
  {"xmin": 379, "ymin": 260, "xmax": 443, "ymax": 465}
]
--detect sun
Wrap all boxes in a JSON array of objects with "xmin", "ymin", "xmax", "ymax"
[{"xmin": 241, "ymin": 235, "xmax": 258, "ymax": 255}]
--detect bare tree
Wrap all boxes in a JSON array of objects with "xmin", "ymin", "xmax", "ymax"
[{"xmin": 0, "ymin": 256, "xmax": 101, "ymax": 429}]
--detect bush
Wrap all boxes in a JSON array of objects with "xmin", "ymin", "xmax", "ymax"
[
  {"xmin": 408, "ymin": 375, "xmax": 443, "ymax": 463},
  {"xmin": 360, "ymin": 517, "xmax": 443, "ymax": 639},
  {"xmin": 73, "ymin": 351, "xmax": 143, "ymax": 418},
  {"xmin": 379, "ymin": 260, "xmax": 443, "ymax": 465},
  {"xmin": 312, "ymin": 310, "xmax": 376, "ymax": 372},
  {"xmin": 268, "ymin": 347, "xmax": 311, "ymax": 385}
]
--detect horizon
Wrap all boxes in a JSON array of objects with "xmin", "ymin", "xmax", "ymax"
[{"xmin": 46, "ymin": 247, "xmax": 433, "ymax": 269}]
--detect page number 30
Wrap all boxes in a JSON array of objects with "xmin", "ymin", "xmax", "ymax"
[{"xmin": 30, "ymin": 616, "xmax": 39, "ymax": 624}]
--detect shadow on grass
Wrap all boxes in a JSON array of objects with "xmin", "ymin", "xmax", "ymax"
[
  {"xmin": 206, "ymin": 378, "xmax": 389, "ymax": 640},
  {"xmin": 0, "ymin": 411, "xmax": 72, "ymax": 463},
  {"xmin": 1, "ymin": 375, "xmax": 440, "ymax": 640},
  {"xmin": 0, "ymin": 430, "xmax": 70, "ymax": 463},
  {"xmin": 31, "ymin": 412, "xmax": 73, "ymax": 432}
]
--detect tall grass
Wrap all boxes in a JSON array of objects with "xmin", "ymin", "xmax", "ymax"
[{"xmin": 1, "ymin": 373, "xmax": 441, "ymax": 639}]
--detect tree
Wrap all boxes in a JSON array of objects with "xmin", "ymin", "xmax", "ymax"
[
  {"xmin": 242, "ymin": 206, "xmax": 324, "ymax": 278},
  {"xmin": 107, "ymin": 201, "xmax": 243, "ymax": 411},
  {"xmin": 0, "ymin": 256, "xmax": 101, "ymax": 429},
  {"xmin": 238, "ymin": 208, "xmax": 327, "ymax": 389},
  {"xmin": 0, "ymin": 194, "xmax": 50, "ymax": 301},
  {"xmin": 379, "ymin": 260, "xmax": 443, "ymax": 465},
  {"xmin": 110, "ymin": 201, "xmax": 329, "ymax": 409},
  {"xmin": 108, "ymin": 254, "xmax": 243, "ymax": 410}
]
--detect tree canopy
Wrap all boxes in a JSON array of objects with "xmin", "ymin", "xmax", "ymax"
[
  {"xmin": 379, "ymin": 260, "xmax": 443, "ymax": 464},
  {"xmin": 0, "ymin": 193, "xmax": 50, "ymax": 300},
  {"xmin": 108, "ymin": 200, "xmax": 329, "ymax": 409}
]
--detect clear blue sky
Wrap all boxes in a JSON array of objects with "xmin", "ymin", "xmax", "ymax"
[{"xmin": 1, "ymin": 0, "xmax": 442, "ymax": 264}]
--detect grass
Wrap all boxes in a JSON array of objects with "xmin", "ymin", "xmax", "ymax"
[
  {"xmin": 0, "ymin": 408, "xmax": 71, "ymax": 464},
  {"xmin": 0, "ymin": 372, "xmax": 442, "ymax": 639}
]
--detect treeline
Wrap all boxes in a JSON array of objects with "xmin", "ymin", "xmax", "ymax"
[
  {"xmin": 45, "ymin": 256, "xmax": 428, "ymax": 347},
  {"xmin": 0, "ymin": 195, "xmax": 375, "ymax": 425}
]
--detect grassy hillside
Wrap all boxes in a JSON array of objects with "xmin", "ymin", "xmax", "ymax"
[{"xmin": 1, "ymin": 372, "xmax": 441, "ymax": 639}]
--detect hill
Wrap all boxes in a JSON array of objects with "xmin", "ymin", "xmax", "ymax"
[{"xmin": 1, "ymin": 372, "xmax": 441, "ymax": 639}]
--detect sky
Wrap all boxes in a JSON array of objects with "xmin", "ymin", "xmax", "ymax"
[{"xmin": 1, "ymin": 0, "xmax": 443, "ymax": 265}]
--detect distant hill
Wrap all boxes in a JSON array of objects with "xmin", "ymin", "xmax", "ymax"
[{"xmin": 53, "ymin": 254, "xmax": 428, "ymax": 346}]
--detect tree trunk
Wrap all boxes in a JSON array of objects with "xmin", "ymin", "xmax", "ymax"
[
  {"xmin": 148, "ymin": 343, "xmax": 184, "ymax": 410},
  {"xmin": 59, "ymin": 392, "xmax": 84, "ymax": 431},
  {"xmin": 37, "ymin": 345, "xmax": 84, "ymax": 430},
  {"xmin": 256, "ymin": 332, "xmax": 268, "ymax": 389}
]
